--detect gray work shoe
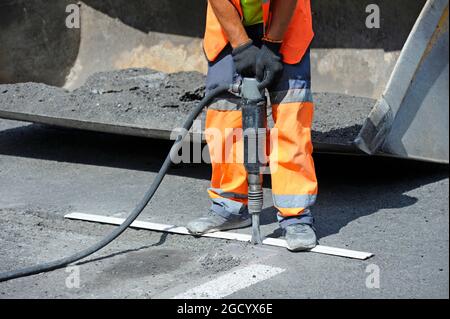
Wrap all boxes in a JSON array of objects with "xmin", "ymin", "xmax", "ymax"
[
  {"xmin": 284, "ymin": 223, "xmax": 317, "ymax": 251},
  {"xmin": 186, "ymin": 211, "xmax": 251, "ymax": 235}
]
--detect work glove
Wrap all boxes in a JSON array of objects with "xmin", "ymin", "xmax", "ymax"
[
  {"xmin": 232, "ymin": 40, "xmax": 260, "ymax": 78},
  {"xmin": 256, "ymin": 40, "xmax": 284, "ymax": 89}
]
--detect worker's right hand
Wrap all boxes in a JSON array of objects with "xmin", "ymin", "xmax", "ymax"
[
  {"xmin": 256, "ymin": 41, "xmax": 284, "ymax": 89},
  {"xmin": 232, "ymin": 40, "xmax": 260, "ymax": 78}
]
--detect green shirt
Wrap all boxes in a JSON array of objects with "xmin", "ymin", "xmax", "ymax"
[{"xmin": 241, "ymin": 0, "xmax": 263, "ymax": 26}]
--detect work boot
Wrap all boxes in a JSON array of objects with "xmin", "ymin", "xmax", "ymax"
[
  {"xmin": 284, "ymin": 223, "xmax": 317, "ymax": 252},
  {"xmin": 186, "ymin": 210, "xmax": 251, "ymax": 235}
]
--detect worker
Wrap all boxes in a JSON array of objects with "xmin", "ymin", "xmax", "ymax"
[{"xmin": 187, "ymin": 0, "xmax": 318, "ymax": 251}]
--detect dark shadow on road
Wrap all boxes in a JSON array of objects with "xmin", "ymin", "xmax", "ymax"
[
  {"xmin": 266, "ymin": 154, "xmax": 448, "ymax": 239},
  {"xmin": 0, "ymin": 122, "xmax": 448, "ymax": 239},
  {"xmin": 0, "ymin": 123, "xmax": 205, "ymax": 178},
  {"xmin": 312, "ymin": 155, "xmax": 448, "ymax": 239},
  {"xmin": 260, "ymin": 207, "xmax": 279, "ymax": 226}
]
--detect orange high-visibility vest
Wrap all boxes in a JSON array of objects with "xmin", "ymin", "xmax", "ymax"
[{"xmin": 204, "ymin": 0, "xmax": 314, "ymax": 64}]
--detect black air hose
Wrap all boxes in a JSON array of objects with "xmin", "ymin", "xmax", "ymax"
[{"xmin": 0, "ymin": 84, "xmax": 232, "ymax": 282}]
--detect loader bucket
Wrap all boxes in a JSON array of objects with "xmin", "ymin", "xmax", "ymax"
[
  {"xmin": 355, "ymin": 0, "xmax": 449, "ymax": 163},
  {"xmin": 0, "ymin": 0, "xmax": 447, "ymax": 163}
]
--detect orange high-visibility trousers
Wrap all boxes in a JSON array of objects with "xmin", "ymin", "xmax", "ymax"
[{"xmin": 205, "ymin": 32, "xmax": 318, "ymax": 226}]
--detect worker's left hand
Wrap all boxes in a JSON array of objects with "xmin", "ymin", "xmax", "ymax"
[{"xmin": 256, "ymin": 41, "xmax": 284, "ymax": 89}]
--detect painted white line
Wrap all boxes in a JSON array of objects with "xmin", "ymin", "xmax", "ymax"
[
  {"xmin": 173, "ymin": 264, "xmax": 285, "ymax": 299},
  {"xmin": 64, "ymin": 212, "xmax": 374, "ymax": 260}
]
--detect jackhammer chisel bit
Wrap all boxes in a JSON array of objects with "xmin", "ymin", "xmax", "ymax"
[{"xmin": 240, "ymin": 78, "xmax": 267, "ymax": 245}]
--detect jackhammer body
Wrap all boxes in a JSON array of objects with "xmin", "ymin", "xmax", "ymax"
[{"xmin": 240, "ymin": 78, "xmax": 267, "ymax": 245}]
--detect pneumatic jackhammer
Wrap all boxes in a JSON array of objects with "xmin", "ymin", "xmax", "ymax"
[{"xmin": 239, "ymin": 78, "xmax": 267, "ymax": 245}]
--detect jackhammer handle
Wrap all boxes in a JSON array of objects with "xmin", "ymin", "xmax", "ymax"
[{"xmin": 257, "ymin": 70, "xmax": 274, "ymax": 90}]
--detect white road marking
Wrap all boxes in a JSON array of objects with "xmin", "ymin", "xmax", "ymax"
[
  {"xmin": 172, "ymin": 264, "xmax": 285, "ymax": 299},
  {"xmin": 65, "ymin": 212, "xmax": 374, "ymax": 260}
]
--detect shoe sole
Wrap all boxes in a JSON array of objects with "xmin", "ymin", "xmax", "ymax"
[
  {"xmin": 286, "ymin": 242, "xmax": 317, "ymax": 252},
  {"xmin": 188, "ymin": 219, "xmax": 252, "ymax": 236}
]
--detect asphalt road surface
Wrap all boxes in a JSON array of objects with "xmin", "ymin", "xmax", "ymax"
[{"xmin": 0, "ymin": 119, "xmax": 448, "ymax": 299}]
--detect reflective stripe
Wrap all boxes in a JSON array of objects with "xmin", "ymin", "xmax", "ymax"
[
  {"xmin": 208, "ymin": 98, "xmax": 240, "ymax": 111},
  {"xmin": 273, "ymin": 194, "xmax": 317, "ymax": 209},
  {"xmin": 270, "ymin": 89, "xmax": 313, "ymax": 105},
  {"xmin": 209, "ymin": 188, "xmax": 248, "ymax": 200}
]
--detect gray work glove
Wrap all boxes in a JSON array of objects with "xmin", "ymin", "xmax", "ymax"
[
  {"xmin": 232, "ymin": 40, "xmax": 260, "ymax": 78},
  {"xmin": 256, "ymin": 40, "xmax": 284, "ymax": 89}
]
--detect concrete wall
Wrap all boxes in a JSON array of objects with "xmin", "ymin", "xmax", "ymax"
[{"xmin": 0, "ymin": 0, "xmax": 80, "ymax": 86}]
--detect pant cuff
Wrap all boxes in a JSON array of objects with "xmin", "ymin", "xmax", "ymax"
[
  {"xmin": 211, "ymin": 201, "xmax": 249, "ymax": 220},
  {"xmin": 277, "ymin": 209, "xmax": 314, "ymax": 229}
]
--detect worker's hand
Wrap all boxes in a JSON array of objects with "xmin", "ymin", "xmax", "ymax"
[
  {"xmin": 232, "ymin": 40, "xmax": 260, "ymax": 78},
  {"xmin": 256, "ymin": 41, "xmax": 284, "ymax": 89}
]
